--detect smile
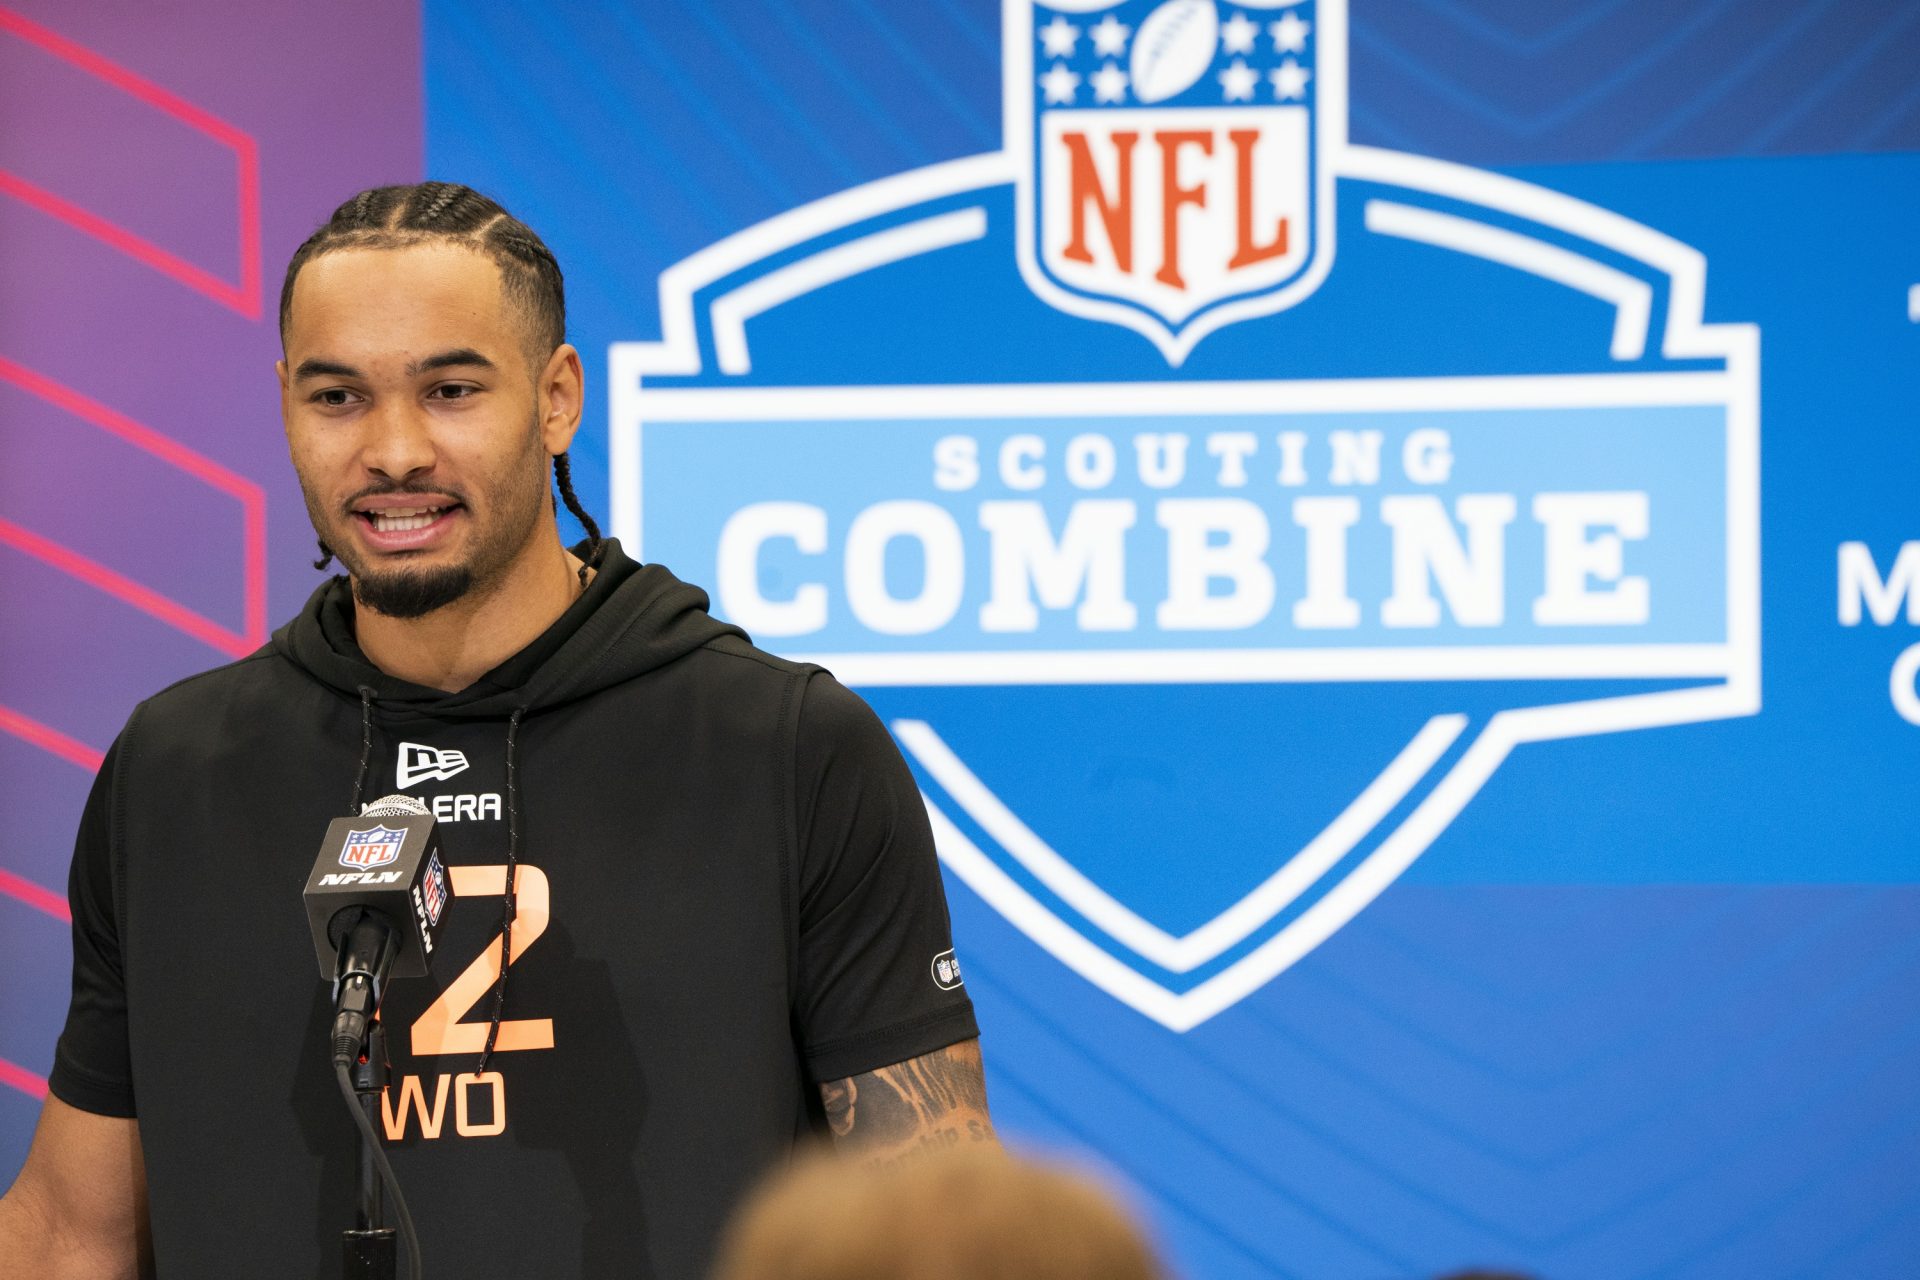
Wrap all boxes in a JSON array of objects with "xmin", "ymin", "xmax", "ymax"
[
  {"xmin": 351, "ymin": 501, "xmax": 464, "ymax": 551},
  {"xmin": 362, "ymin": 505, "xmax": 454, "ymax": 533}
]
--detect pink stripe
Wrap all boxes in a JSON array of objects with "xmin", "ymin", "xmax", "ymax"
[
  {"xmin": 244, "ymin": 487, "xmax": 268, "ymax": 644},
  {"xmin": 0, "ymin": 867, "xmax": 69, "ymax": 923},
  {"xmin": 0, "ymin": 6, "xmax": 262, "ymax": 317},
  {"xmin": 0, "ymin": 354, "xmax": 257, "ymax": 501},
  {"xmin": 0, "ymin": 1056, "xmax": 50, "ymax": 1102},
  {"xmin": 0, "ymin": 5, "xmax": 248, "ymax": 143},
  {"xmin": 0, "ymin": 357, "xmax": 269, "ymax": 646},
  {"xmin": 0, "ymin": 517, "xmax": 253, "ymax": 658},
  {"xmin": 234, "ymin": 137, "xmax": 263, "ymax": 320},
  {"xmin": 0, "ymin": 170, "xmax": 248, "ymax": 313},
  {"xmin": 0, "ymin": 703, "xmax": 104, "ymax": 772}
]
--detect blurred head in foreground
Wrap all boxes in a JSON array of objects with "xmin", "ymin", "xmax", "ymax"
[{"xmin": 711, "ymin": 1147, "xmax": 1165, "ymax": 1280}]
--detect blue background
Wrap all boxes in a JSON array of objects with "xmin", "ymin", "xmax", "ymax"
[
  {"xmin": 4, "ymin": 3, "xmax": 1919, "ymax": 1277},
  {"xmin": 423, "ymin": 3, "xmax": 1920, "ymax": 1275}
]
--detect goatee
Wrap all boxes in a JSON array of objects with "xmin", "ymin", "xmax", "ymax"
[{"xmin": 352, "ymin": 564, "xmax": 475, "ymax": 618}]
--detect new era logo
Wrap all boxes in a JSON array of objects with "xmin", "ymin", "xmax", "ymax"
[{"xmin": 397, "ymin": 742, "xmax": 469, "ymax": 789}]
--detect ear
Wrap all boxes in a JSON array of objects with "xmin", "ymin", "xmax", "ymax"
[{"xmin": 538, "ymin": 343, "xmax": 584, "ymax": 457}]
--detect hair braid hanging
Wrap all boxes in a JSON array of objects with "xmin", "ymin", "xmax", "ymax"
[{"xmin": 553, "ymin": 452, "xmax": 605, "ymax": 585}]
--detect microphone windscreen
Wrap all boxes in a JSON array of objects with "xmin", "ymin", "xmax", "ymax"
[{"xmin": 360, "ymin": 794, "xmax": 431, "ymax": 817}]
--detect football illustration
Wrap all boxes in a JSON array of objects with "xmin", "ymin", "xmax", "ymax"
[{"xmin": 1130, "ymin": 0, "xmax": 1220, "ymax": 103}]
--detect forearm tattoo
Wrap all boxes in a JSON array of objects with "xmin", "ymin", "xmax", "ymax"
[{"xmin": 819, "ymin": 1038, "xmax": 995, "ymax": 1163}]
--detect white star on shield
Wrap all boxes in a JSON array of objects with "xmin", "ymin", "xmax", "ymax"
[
  {"xmin": 1039, "ymin": 62, "xmax": 1081, "ymax": 105},
  {"xmin": 1038, "ymin": 14, "xmax": 1079, "ymax": 58},
  {"xmin": 1271, "ymin": 58, "xmax": 1311, "ymax": 100}
]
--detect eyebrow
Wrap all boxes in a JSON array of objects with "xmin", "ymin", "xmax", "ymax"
[
  {"xmin": 291, "ymin": 358, "xmax": 362, "ymax": 382},
  {"xmin": 290, "ymin": 348, "xmax": 498, "ymax": 382},
  {"xmin": 408, "ymin": 348, "xmax": 496, "ymax": 376}
]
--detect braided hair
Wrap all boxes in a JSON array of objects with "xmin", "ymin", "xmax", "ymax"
[{"xmin": 284, "ymin": 182, "xmax": 604, "ymax": 583}]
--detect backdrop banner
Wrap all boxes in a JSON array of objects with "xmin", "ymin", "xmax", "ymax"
[{"xmin": 3, "ymin": 2, "xmax": 1918, "ymax": 1277}]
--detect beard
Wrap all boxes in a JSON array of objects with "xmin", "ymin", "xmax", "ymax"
[
  {"xmin": 351, "ymin": 562, "xmax": 476, "ymax": 618},
  {"xmin": 301, "ymin": 420, "xmax": 550, "ymax": 619}
]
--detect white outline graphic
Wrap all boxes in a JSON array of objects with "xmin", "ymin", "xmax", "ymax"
[
  {"xmin": 897, "ymin": 714, "xmax": 1465, "ymax": 974},
  {"xmin": 605, "ymin": 2, "xmax": 1760, "ymax": 1031},
  {"xmin": 711, "ymin": 210, "xmax": 988, "ymax": 375},
  {"xmin": 1364, "ymin": 201, "xmax": 1652, "ymax": 361}
]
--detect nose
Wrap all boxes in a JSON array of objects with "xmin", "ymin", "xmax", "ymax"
[{"xmin": 358, "ymin": 397, "xmax": 437, "ymax": 484}]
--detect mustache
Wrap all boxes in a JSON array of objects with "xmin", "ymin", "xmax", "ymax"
[{"xmin": 339, "ymin": 481, "xmax": 470, "ymax": 512}]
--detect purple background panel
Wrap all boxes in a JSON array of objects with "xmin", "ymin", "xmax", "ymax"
[
  {"xmin": 0, "ymin": 0, "xmax": 421, "ymax": 1161},
  {"xmin": 0, "ymin": 20, "xmax": 241, "ymax": 284}
]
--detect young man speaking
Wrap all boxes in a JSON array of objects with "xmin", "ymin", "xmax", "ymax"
[{"xmin": 0, "ymin": 184, "xmax": 990, "ymax": 1278}]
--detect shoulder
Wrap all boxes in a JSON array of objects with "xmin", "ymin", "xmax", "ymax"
[
  {"xmin": 118, "ymin": 646, "xmax": 312, "ymax": 762},
  {"xmin": 668, "ymin": 635, "xmax": 899, "ymax": 768},
  {"xmin": 136, "ymin": 646, "xmax": 293, "ymax": 717},
  {"xmin": 793, "ymin": 668, "xmax": 891, "ymax": 753},
  {"xmin": 686, "ymin": 631, "xmax": 816, "ymax": 682},
  {"xmin": 662, "ymin": 632, "xmax": 861, "ymax": 724}
]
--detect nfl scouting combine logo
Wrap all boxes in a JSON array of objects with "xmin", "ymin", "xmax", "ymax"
[{"xmin": 610, "ymin": 0, "xmax": 1759, "ymax": 1031}]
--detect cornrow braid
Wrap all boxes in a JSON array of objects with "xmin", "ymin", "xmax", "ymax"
[
  {"xmin": 417, "ymin": 182, "xmax": 465, "ymax": 224},
  {"xmin": 279, "ymin": 182, "xmax": 566, "ymax": 364},
  {"xmin": 285, "ymin": 183, "xmax": 606, "ymax": 573},
  {"xmin": 553, "ymin": 452, "xmax": 605, "ymax": 585}
]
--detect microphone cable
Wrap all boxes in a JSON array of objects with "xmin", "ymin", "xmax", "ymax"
[{"xmin": 333, "ymin": 1058, "xmax": 424, "ymax": 1279}]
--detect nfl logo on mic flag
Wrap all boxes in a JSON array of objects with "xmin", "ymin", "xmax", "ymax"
[
  {"xmin": 420, "ymin": 851, "xmax": 449, "ymax": 928},
  {"xmin": 338, "ymin": 825, "xmax": 405, "ymax": 870}
]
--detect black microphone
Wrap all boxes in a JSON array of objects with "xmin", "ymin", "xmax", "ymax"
[
  {"xmin": 303, "ymin": 794, "xmax": 451, "ymax": 1065},
  {"xmin": 305, "ymin": 794, "xmax": 443, "ymax": 1279}
]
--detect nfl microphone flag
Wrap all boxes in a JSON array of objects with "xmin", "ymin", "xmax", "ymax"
[{"xmin": 303, "ymin": 803, "xmax": 450, "ymax": 983}]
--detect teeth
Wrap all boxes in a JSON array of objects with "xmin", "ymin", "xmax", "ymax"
[{"xmin": 369, "ymin": 508, "xmax": 447, "ymax": 533}]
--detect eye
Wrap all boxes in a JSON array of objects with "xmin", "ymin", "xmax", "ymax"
[
  {"xmin": 429, "ymin": 383, "xmax": 480, "ymax": 400},
  {"xmin": 312, "ymin": 387, "xmax": 358, "ymax": 408}
]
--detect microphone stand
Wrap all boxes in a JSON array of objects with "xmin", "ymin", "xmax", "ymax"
[{"xmin": 342, "ymin": 1019, "xmax": 398, "ymax": 1279}]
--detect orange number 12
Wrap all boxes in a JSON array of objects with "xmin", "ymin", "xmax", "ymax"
[{"xmin": 409, "ymin": 864, "xmax": 555, "ymax": 1057}]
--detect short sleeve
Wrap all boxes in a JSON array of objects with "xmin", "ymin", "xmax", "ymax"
[
  {"xmin": 790, "ymin": 674, "xmax": 978, "ymax": 1082},
  {"xmin": 47, "ymin": 739, "xmax": 137, "ymax": 1118}
]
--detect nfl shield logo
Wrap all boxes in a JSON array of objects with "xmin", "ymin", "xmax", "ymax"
[
  {"xmin": 419, "ymin": 852, "xmax": 449, "ymax": 926},
  {"xmin": 339, "ymin": 825, "xmax": 404, "ymax": 870},
  {"xmin": 1013, "ymin": 0, "xmax": 1341, "ymax": 364}
]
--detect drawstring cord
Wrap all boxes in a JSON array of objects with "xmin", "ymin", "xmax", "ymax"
[
  {"xmin": 347, "ymin": 684, "xmax": 523, "ymax": 1078},
  {"xmin": 476, "ymin": 706, "xmax": 526, "ymax": 1076},
  {"xmin": 350, "ymin": 686, "xmax": 376, "ymax": 813}
]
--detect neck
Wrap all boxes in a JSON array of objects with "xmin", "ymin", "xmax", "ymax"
[{"xmin": 353, "ymin": 533, "xmax": 587, "ymax": 693}]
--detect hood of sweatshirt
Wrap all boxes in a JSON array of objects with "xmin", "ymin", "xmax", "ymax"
[{"xmin": 272, "ymin": 539, "xmax": 744, "ymax": 718}]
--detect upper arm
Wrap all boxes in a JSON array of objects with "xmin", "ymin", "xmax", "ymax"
[
  {"xmin": 818, "ymin": 1037, "xmax": 995, "ymax": 1161},
  {"xmin": 790, "ymin": 676, "xmax": 979, "ymax": 1079},
  {"xmin": 1, "ymin": 1093, "xmax": 151, "ymax": 1278}
]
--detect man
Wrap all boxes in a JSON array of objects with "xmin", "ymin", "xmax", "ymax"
[{"xmin": 0, "ymin": 183, "xmax": 991, "ymax": 1278}]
